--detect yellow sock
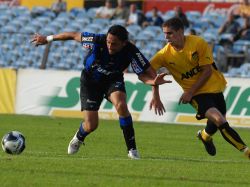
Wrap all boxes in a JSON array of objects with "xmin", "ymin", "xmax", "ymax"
[
  {"xmin": 243, "ymin": 147, "xmax": 250, "ymax": 159},
  {"xmin": 201, "ymin": 129, "xmax": 212, "ymax": 141}
]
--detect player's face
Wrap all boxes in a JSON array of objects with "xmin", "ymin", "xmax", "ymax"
[
  {"xmin": 106, "ymin": 33, "xmax": 126, "ymax": 55},
  {"xmin": 163, "ymin": 26, "xmax": 184, "ymax": 49}
]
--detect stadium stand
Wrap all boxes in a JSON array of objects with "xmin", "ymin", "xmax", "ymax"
[{"xmin": 0, "ymin": 2, "xmax": 250, "ymax": 76}]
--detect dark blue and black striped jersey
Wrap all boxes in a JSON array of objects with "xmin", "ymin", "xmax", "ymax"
[{"xmin": 81, "ymin": 32, "xmax": 150, "ymax": 81}]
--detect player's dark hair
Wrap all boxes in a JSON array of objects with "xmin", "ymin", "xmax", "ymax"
[
  {"xmin": 107, "ymin": 25, "xmax": 128, "ymax": 41},
  {"xmin": 162, "ymin": 17, "xmax": 184, "ymax": 31}
]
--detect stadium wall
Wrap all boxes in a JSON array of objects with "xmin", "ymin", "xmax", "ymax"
[
  {"xmin": 0, "ymin": 68, "xmax": 16, "ymax": 114},
  {"xmin": 11, "ymin": 69, "xmax": 250, "ymax": 127},
  {"xmin": 21, "ymin": 0, "xmax": 83, "ymax": 11},
  {"xmin": 20, "ymin": 0, "xmax": 234, "ymax": 13},
  {"xmin": 143, "ymin": 0, "xmax": 234, "ymax": 13}
]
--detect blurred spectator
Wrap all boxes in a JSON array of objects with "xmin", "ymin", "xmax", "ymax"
[
  {"xmin": 51, "ymin": 0, "xmax": 67, "ymax": 16},
  {"xmin": 112, "ymin": 0, "xmax": 129, "ymax": 20},
  {"xmin": 218, "ymin": 13, "xmax": 241, "ymax": 35},
  {"xmin": 143, "ymin": 7, "xmax": 164, "ymax": 27},
  {"xmin": 126, "ymin": 3, "xmax": 146, "ymax": 26},
  {"xmin": 233, "ymin": 17, "xmax": 250, "ymax": 41},
  {"xmin": 0, "ymin": 0, "xmax": 20, "ymax": 6},
  {"xmin": 173, "ymin": 6, "xmax": 190, "ymax": 28},
  {"xmin": 239, "ymin": 0, "xmax": 250, "ymax": 17},
  {"xmin": 189, "ymin": 28, "xmax": 197, "ymax": 35},
  {"xmin": 96, "ymin": 0, "xmax": 115, "ymax": 19},
  {"xmin": 0, "ymin": 0, "xmax": 10, "ymax": 5},
  {"xmin": 228, "ymin": 0, "xmax": 250, "ymax": 18}
]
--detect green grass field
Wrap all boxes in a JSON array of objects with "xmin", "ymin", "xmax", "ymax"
[{"xmin": 0, "ymin": 114, "xmax": 250, "ymax": 187}]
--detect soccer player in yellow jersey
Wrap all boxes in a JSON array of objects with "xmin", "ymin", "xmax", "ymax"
[{"xmin": 150, "ymin": 17, "xmax": 250, "ymax": 159}]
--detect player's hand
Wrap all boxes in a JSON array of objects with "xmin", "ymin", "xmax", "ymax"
[
  {"xmin": 150, "ymin": 97, "xmax": 166, "ymax": 116},
  {"xmin": 153, "ymin": 73, "xmax": 172, "ymax": 85},
  {"xmin": 30, "ymin": 33, "xmax": 48, "ymax": 46}
]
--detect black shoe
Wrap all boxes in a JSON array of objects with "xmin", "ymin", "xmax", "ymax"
[{"xmin": 197, "ymin": 130, "xmax": 216, "ymax": 156}]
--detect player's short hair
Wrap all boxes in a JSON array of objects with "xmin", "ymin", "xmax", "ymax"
[
  {"xmin": 162, "ymin": 17, "xmax": 184, "ymax": 31},
  {"xmin": 107, "ymin": 25, "xmax": 129, "ymax": 41}
]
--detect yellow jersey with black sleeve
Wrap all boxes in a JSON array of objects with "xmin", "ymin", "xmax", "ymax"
[{"xmin": 150, "ymin": 35, "xmax": 227, "ymax": 95}]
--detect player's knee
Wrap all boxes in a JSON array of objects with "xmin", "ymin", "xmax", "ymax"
[
  {"xmin": 212, "ymin": 115, "xmax": 226, "ymax": 126},
  {"xmin": 206, "ymin": 108, "xmax": 226, "ymax": 126}
]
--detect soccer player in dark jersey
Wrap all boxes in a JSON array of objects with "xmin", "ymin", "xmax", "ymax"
[
  {"xmin": 31, "ymin": 25, "xmax": 170, "ymax": 159},
  {"xmin": 150, "ymin": 17, "xmax": 250, "ymax": 159}
]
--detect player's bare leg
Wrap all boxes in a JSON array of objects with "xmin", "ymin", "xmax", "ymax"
[
  {"xmin": 110, "ymin": 91, "xmax": 140, "ymax": 159},
  {"xmin": 68, "ymin": 111, "xmax": 98, "ymax": 154}
]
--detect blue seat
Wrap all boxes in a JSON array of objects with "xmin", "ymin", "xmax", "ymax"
[
  {"xmin": 202, "ymin": 32, "xmax": 217, "ymax": 43},
  {"xmin": 72, "ymin": 62, "xmax": 83, "ymax": 71},
  {"xmin": 86, "ymin": 23, "xmax": 103, "ymax": 33},
  {"xmin": 111, "ymin": 19, "xmax": 126, "ymax": 26},
  {"xmin": 192, "ymin": 19, "xmax": 213, "ymax": 31},
  {"xmin": 140, "ymin": 48, "xmax": 155, "ymax": 60},
  {"xmin": 36, "ymin": 16, "xmax": 51, "ymax": 25},
  {"xmin": 49, "ymin": 22, "xmax": 63, "ymax": 31},
  {"xmin": 162, "ymin": 10, "xmax": 175, "ymax": 20},
  {"xmin": 41, "ymin": 27, "xmax": 57, "ymax": 35},
  {"xmin": 0, "ymin": 59, "xmax": 6, "ymax": 67},
  {"xmin": 144, "ymin": 26, "xmax": 162, "ymax": 35},
  {"xmin": 15, "ymin": 16, "xmax": 31, "ymax": 25},
  {"xmin": 86, "ymin": 7, "xmax": 98, "ymax": 18},
  {"xmin": 0, "ymin": 15, "xmax": 11, "ymax": 25},
  {"xmin": 57, "ymin": 12, "xmax": 74, "ymax": 19},
  {"xmin": 21, "ymin": 56, "xmax": 36, "ymax": 67},
  {"xmin": 54, "ymin": 16, "xmax": 70, "ymax": 26},
  {"xmin": 92, "ymin": 18, "xmax": 110, "ymax": 27},
  {"xmin": 126, "ymin": 25, "xmax": 142, "ymax": 34},
  {"xmin": 22, "ymin": 25, "xmax": 37, "ymax": 34},
  {"xmin": 42, "ymin": 10, "xmax": 56, "ymax": 19},
  {"xmin": 52, "ymin": 61, "xmax": 71, "ymax": 70},
  {"xmin": 12, "ymin": 6, "xmax": 30, "ymax": 17},
  {"xmin": 10, "ymin": 19, "xmax": 24, "ymax": 29},
  {"xmin": 186, "ymin": 10, "xmax": 201, "ymax": 21},
  {"xmin": 137, "ymin": 30, "xmax": 155, "ymax": 40},
  {"xmin": 71, "ymin": 8, "xmax": 87, "ymax": 17},
  {"xmin": 1, "ymin": 25, "xmax": 17, "ymax": 33},
  {"xmin": 233, "ymin": 40, "xmax": 250, "ymax": 53},
  {"xmin": 75, "ymin": 17, "xmax": 91, "ymax": 27},
  {"xmin": 31, "ymin": 6, "xmax": 48, "ymax": 16}
]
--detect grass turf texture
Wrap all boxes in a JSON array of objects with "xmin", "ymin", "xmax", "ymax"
[{"xmin": 0, "ymin": 114, "xmax": 250, "ymax": 187}]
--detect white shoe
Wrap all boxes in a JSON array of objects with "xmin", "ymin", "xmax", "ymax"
[
  {"xmin": 67, "ymin": 133, "xmax": 83, "ymax": 155},
  {"xmin": 128, "ymin": 149, "xmax": 140, "ymax": 159}
]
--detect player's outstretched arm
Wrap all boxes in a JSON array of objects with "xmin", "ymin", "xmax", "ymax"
[
  {"xmin": 139, "ymin": 66, "xmax": 170, "ymax": 115},
  {"xmin": 138, "ymin": 66, "xmax": 171, "ymax": 86},
  {"xmin": 31, "ymin": 32, "xmax": 81, "ymax": 46}
]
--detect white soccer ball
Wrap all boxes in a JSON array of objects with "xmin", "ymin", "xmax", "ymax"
[{"xmin": 1, "ymin": 131, "xmax": 26, "ymax": 155}]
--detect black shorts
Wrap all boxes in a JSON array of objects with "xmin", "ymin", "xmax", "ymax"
[
  {"xmin": 80, "ymin": 70, "xmax": 126, "ymax": 111},
  {"xmin": 190, "ymin": 92, "xmax": 226, "ymax": 120}
]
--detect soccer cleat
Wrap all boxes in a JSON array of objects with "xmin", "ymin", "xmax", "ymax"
[
  {"xmin": 67, "ymin": 133, "xmax": 83, "ymax": 155},
  {"xmin": 243, "ymin": 147, "xmax": 250, "ymax": 160},
  {"xmin": 128, "ymin": 149, "xmax": 140, "ymax": 159},
  {"xmin": 197, "ymin": 130, "xmax": 216, "ymax": 156}
]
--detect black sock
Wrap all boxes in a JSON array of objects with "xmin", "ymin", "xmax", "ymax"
[
  {"xmin": 119, "ymin": 116, "xmax": 136, "ymax": 151},
  {"xmin": 205, "ymin": 120, "xmax": 218, "ymax": 135},
  {"xmin": 218, "ymin": 122, "xmax": 247, "ymax": 151},
  {"xmin": 121, "ymin": 124, "xmax": 136, "ymax": 151}
]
